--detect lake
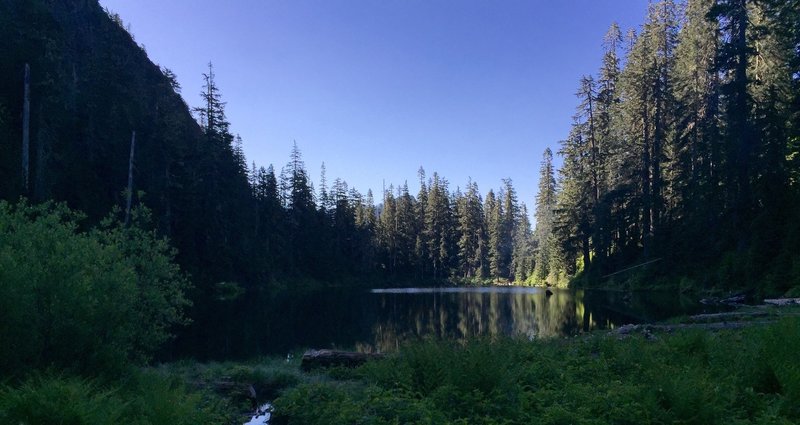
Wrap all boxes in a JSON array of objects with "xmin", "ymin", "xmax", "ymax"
[{"xmin": 177, "ymin": 286, "xmax": 720, "ymax": 360}]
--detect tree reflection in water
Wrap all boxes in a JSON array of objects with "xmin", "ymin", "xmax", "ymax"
[
  {"xmin": 176, "ymin": 286, "xmax": 707, "ymax": 359},
  {"xmin": 366, "ymin": 287, "xmax": 700, "ymax": 352}
]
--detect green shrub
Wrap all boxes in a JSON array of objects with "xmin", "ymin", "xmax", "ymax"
[
  {"xmin": 271, "ymin": 382, "xmax": 366, "ymax": 425},
  {"xmin": 94, "ymin": 206, "xmax": 191, "ymax": 363},
  {"xmin": 0, "ymin": 200, "xmax": 189, "ymax": 376}
]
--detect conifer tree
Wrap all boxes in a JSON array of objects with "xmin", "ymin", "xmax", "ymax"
[
  {"xmin": 379, "ymin": 186, "xmax": 398, "ymax": 273},
  {"xmin": 415, "ymin": 167, "xmax": 429, "ymax": 277},
  {"xmin": 511, "ymin": 204, "xmax": 535, "ymax": 282},
  {"xmin": 533, "ymin": 148, "xmax": 558, "ymax": 282},
  {"xmin": 424, "ymin": 173, "xmax": 454, "ymax": 279},
  {"xmin": 671, "ymin": 0, "xmax": 722, "ymax": 235},
  {"xmin": 711, "ymin": 0, "xmax": 754, "ymax": 235},
  {"xmin": 456, "ymin": 179, "xmax": 486, "ymax": 278},
  {"xmin": 595, "ymin": 23, "xmax": 624, "ymax": 263},
  {"xmin": 195, "ymin": 63, "xmax": 231, "ymax": 145},
  {"xmin": 500, "ymin": 178, "xmax": 519, "ymax": 277},
  {"xmin": 554, "ymin": 124, "xmax": 593, "ymax": 273},
  {"xmin": 395, "ymin": 183, "xmax": 418, "ymax": 273},
  {"xmin": 284, "ymin": 143, "xmax": 318, "ymax": 275},
  {"xmin": 485, "ymin": 189, "xmax": 504, "ymax": 279},
  {"xmin": 747, "ymin": 1, "xmax": 796, "ymax": 203}
]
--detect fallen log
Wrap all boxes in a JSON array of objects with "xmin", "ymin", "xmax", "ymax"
[
  {"xmin": 613, "ymin": 321, "xmax": 775, "ymax": 337},
  {"xmin": 686, "ymin": 311, "xmax": 772, "ymax": 323},
  {"xmin": 648, "ymin": 322, "xmax": 764, "ymax": 331},
  {"xmin": 301, "ymin": 349, "xmax": 385, "ymax": 371},
  {"xmin": 764, "ymin": 298, "xmax": 800, "ymax": 306}
]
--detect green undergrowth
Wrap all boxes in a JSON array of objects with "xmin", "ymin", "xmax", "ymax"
[
  {"xmin": 271, "ymin": 317, "xmax": 800, "ymax": 425},
  {"xmin": 0, "ymin": 370, "xmax": 233, "ymax": 425},
  {"xmin": 156, "ymin": 356, "xmax": 308, "ymax": 404}
]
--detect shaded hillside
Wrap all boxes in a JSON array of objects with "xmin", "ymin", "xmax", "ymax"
[{"xmin": 0, "ymin": 0, "xmax": 254, "ymax": 286}]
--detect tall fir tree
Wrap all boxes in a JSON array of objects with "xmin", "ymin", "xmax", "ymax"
[
  {"xmin": 456, "ymin": 179, "xmax": 487, "ymax": 278},
  {"xmin": 533, "ymin": 148, "xmax": 558, "ymax": 282}
]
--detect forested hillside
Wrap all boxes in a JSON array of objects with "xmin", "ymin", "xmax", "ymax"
[
  {"xmin": 0, "ymin": 0, "xmax": 255, "ymax": 285},
  {"xmin": 533, "ymin": 0, "xmax": 800, "ymax": 295},
  {"xmin": 2, "ymin": 0, "xmax": 799, "ymax": 306}
]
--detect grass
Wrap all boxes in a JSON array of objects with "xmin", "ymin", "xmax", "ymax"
[
  {"xmin": 4, "ymin": 316, "xmax": 797, "ymax": 424},
  {"xmin": 0, "ymin": 370, "xmax": 232, "ymax": 425},
  {"xmin": 269, "ymin": 317, "xmax": 800, "ymax": 425},
  {"xmin": 156, "ymin": 356, "xmax": 307, "ymax": 403}
]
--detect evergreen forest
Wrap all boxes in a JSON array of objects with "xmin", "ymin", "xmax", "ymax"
[
  {"xmin": 3, "ymin": 0, "xmax": 799, "ymax": 295},
  {"xmin": 1, "ymin": 0, "xmax": 800, "ymax": 423}
]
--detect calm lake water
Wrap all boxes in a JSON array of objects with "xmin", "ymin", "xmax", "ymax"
[{"xmin": 193, "ymin": 286, "xmax": 719, "ymax": 358}]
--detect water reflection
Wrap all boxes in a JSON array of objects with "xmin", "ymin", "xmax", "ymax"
[
  {"xmin": 176, "ymin": 286, "xmax": 711, "ymax": 360},
  {"xmin": 362, "ymin": 287, "xmax": 699, "ymax": 352},
  {"xmin": 367, "ymin": 288, "xmax": 572, "ymax": 352}
]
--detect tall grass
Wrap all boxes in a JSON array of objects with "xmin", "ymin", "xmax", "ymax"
[
  {"xmin": 0, "ymin": 374, "xmax": 125, "ymax": 425},
  {"xmin": 272, "ymin": 318, "xmax": 800, "ymax": 425},
  {"xmin": 0, "ymin": 371, "xmax": 230, "ymax": 425}
]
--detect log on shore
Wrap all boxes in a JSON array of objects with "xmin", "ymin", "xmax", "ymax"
[
  {"xmin": 686, "ymin": 311, "xmax": 772, "ymax": 323},
  {"xmin": 301, "ymin": 349, "xmax": 385, "ymax": 371},
  {"xmin": 764, "ymin": 298, "xmax": 800, "ymax": 306},
  {"xmin": 613, "ymin": 321, "xmax": 774, "ymax": 337}
]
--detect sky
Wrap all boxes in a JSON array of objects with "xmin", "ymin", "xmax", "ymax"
[{"xmin": 99, "ymin": 0, "xmax": 650, "ymax": 213}]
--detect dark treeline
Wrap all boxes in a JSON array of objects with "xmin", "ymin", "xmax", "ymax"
[
  {"xmin": 195, "ymin": 66, "xmax": 538, "ymax": 286},
  {"xmin": 534, "ymin": 0, "xmax": 800, "ymax": 293},
  {"xmin": 248, "ymin": 142, "xmax": 537, "ymax": 284}
]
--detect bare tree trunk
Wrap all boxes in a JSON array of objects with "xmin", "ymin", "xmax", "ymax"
[
  {"xmin": 124, "ymin": 131, "xmax": 136, "ymax": 226},
  {"xmin": 22, "ymin": 64, "xmax": 30, "ymax": 194},
  {"xmin": 34, "ymin": 108, "xmax": 47, "ymax": 201}
]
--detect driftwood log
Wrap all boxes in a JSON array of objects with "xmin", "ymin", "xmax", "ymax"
[
  {"xmin": 613, "ymin": 321, "xmax": 775, "ymax": 338},
  {"xmin": 686, "ymin": 311, "xmax": 772, "ymax": 323},
  {"xmin": 301, "ymin": 349, "xmax": 385, "ymax": 371},
  {"xmin": 764, "ymin": 298, "xmax": 800, "ymax": 306}
]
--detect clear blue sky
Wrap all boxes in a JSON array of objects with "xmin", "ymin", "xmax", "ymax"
[{"xmin": 99, "ymin": 0, "xmax": 649, "ymax": 212}]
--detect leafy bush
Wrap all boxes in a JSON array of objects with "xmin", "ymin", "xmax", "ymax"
[
  {"xmin": 0, "ymin": 200, "xmax": 189, "ymax": 376},
  {"xmin": 94, "ymin": 206, "xmax": 191, "ymax": 362}
]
